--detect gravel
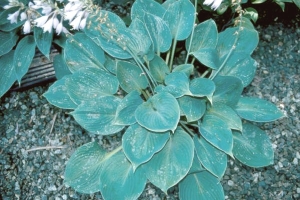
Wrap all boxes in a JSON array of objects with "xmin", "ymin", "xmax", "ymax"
[{"xmin": 0, "ymin": 4, "xmax": 299, "ymax": 200}]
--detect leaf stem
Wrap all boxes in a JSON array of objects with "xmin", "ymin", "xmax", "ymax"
[
  {"xmin": 180, "ymin": 121, "xmax": 195, "ymax": 137},
  {"xmin": 185, "ymin": 0, "xmax": 197, "ymax": 64}
]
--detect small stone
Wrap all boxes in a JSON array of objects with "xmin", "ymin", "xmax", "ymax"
[
  {"xmin": 62, "ymin": 195, "xmax": 67, "ymax": 200},
  {"xmin": 296, "ymin": 152, "xmax": 300, "ymax": 159},
  {"xmin": 293, "ymin": 158, "xmax": 298, "ymax": 165},
  {"xmin": 297, "ymin": 188, "xmax": 300, "ymax": 194},
  {"xmin": 228, "ymin": 180, "xmax": 234, "ymax": 186},
  {"xmin": 48, "ymin": 184, "xmax": 57, "ymax": 191}
]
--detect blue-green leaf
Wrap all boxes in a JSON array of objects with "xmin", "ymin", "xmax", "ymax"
[
  {"xmin": 186, "ymin": 19, "xmax": 218, "ymax": 53},
  {"xmin": 192, "ymin": 48, "xmax": 219, "ymax": 69},
  {"xmin": 131, "ymin": 0, "xmax": 166, "ymax": 19},
  {"xmin": 85, "ymin": 10, "xmax": 131, "ymax": 59},
  {"xmin": 216, "ymin": 52, "xmax": 257, "ymax": 87},
  {"xmin": 179, "ymin": 171, "xmax": 225, "ymax": 200},
  {"xmin": 234, "ymin": 97, "xmax": 284, "ymax": 122},
  {"xmin": 0, "ymin": 31, "xmax": 18, "ymax": 56},
  {"xmin": 172, "ymin": 64, "xmax": 194, "ymax": 77},
  {"xmin": 135, "ymin": 92, "xmax": 180, "ymax": 132},
  {"xmin": 233, "ymin": 123, "xmax": 274, "ymax": 167},
  {"xmin": 122, "ymin": 123, "xmax": 170, "ymax": 170},
  {"xmin": 117, "ymin": 61, "xmax": 148, "ymax": 94},
  {"xmin": 212, "ymin": 76, "xmax": 243, "ymax": 107},
  {"xmin": 206, "ymin": 103, "xmax": 242, "ymax": 131},
  {"xmin": 194, "ymin": 137, "xmax": 227, "ymax": 179},
  {"xmin": 70, "ymin": 96, "xmax": 124, "ymax": 135},
  {"xmin": 217, "ymin": 27, "xmax": 258, "ymax": 58},
  {"xmin": 189, "ymin": 78, "xmax": 215, "ymax": 100},
  {"xmin": 142, "ymin": 127, "xmax": 194, "ymax": 193},
  {"xmin": 53, "ymin": 54, "xmax": 72, "ymax": 80},
  {"xmin": 114, "ymin": 90, "xmax": 144, "ymax": 125},
  {"xmin": 13, "ymin": 35, "xmax": 36, "ymax": 84},
  {"xmin": 162, "ymin": 0, "xmax": 195, "ymax": 40},
  {"xmin": 188, "ymin": 151, "xmax": 205, "ymax": 175},
  {"xmin": 0, "ymin": 51, "xmax": 16, "ymax": 97},
  {"xmin": 162, "ymin": 71, "xmax": 191, "ymax": 98},
  {"xmin": 34, "ymin": 26, "xmax": 53, "ymax": 59},
  {"xmin": 199, "ymin": 115, "xmax": 233, "ymax": 155},
  {"xmin": 64, "ymin": 141, "xmax": 105, "ymax": 194},
  {"xmin": 65, "ymin": 68, "xmax": 119, "ymax": 105},
  {"xmin": 149, "ymin": 54, "xmax": 170, "ymax": 83},
  {"xmin": 99, "ymin": 150, "xmax": 147, "ymax": 200},
  {"xmin": 64, "ymin": 33, "xmax": 106, "ymax": 72},
  {"xmin": 43, "ymin": 77, "xmax": 77, "ymax": 109},
  {"xmin": 178, "ymin": 96, "xmax": 206, "ymax": 122}
]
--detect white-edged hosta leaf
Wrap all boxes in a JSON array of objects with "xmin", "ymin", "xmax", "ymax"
[
  {"xmin": 149, "ymin": 54, "xmax": 170, "ymax": 83},
  {"xmin": 188, "ymin": 151, "xmax": 205, "ymax": 175},
  {"xmin": 162, "ymin": 0, "xmax": 195, "ymax": 40},
  {"xmin": 64, "ymin": 141, "xmax": 106, "ymax": 194},
  {"xmin": 117, "ymin": 60, "xmax": 148, "ymax": 94},
  {"xmin": 189, "ymin": 78, "xmax": 215, "ymax": 100},
  {"xmin": 43, "ymin": 77, "xmax": 77, "ymax": 109},
  {"xmin": 232, "ymin": 123, "xmax": 274, "ymax": 167},
  {"xmin": 212, "ymin": 75, "xmax": 243, "ymax": 107},
  {"xmin": 114, "ymin": 90, "xmax": 144, "ymax": 125},
  {"xmin": 65, "ymin": 67, "xmax": 119, "ymax": 105},
  {"xmin": 186, "ymin": 19, "xmax": 218, "ymax": 53},
  {"xmin": 163, "ymin": 71, "xmax": 191, "ymax": 98},
  {"xmin": 142, "ymin": 127, "xmax": 194, "ymax": 193},
  {"xmin": 0, "ymin": 51, "xmax": 16, "ymax": 98},
  {"xmin": 172, "ymin": 64, "xmax": 194, "ymax": 77},
  {"xmin": 131, "ymin": 0, "xmax": 166, "ymax": 19},
  {"xmin": 179, "ymin": 171, "xmax": 224, "ymax": 200},
  {"xmin": 177, "ymin": 96, "xmax": 206, "ymax": 122},
  {"xmin": 70, "ymin": 96, "xmax": 124, "ymax": 135},
  {"xmin": 206, "ymin": 103, "xmax": 242, "ymax": 131},
  {"xmin": 34, "ymin": 26, "xmax": 53, "ymax": 59},
  {"xmin": 0, "ymin": 31, "xmax": 18, "ymax": 56},
  {"xmin": 64, "ymin": 33, "xmax": 106, "ymax": 72},
  {"xmin": 199, "ymin": 115, "xmax": 233, "ymax": 155},
  {"xmin": 234, "ymin": 97, "xmax": 284, "ymax": 122},
  {"xmin": 99, "ymin": 150, "xmax": 147, "ymax": 200},
  {"xmin": 122, "ymin": 123, "xmax": 170, "ymax": 170},
  {"xmin": 194, "ymin": 136, "xmax": 227, "ymax": 179},
  {"xmin": 13, "ymin": 35, "xmax": 36, "ymax": 84},
  {"xmin": 135, "ymin": 92, "xmax": 180, "ymax": 132}
]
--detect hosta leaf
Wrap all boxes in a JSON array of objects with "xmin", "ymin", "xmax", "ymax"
[
  {"xmin": 194, "ymin": 137, "xmax": 227, "ymax": 179},
  {"xmin": 70, "ymin": 96, "xmax": 124, "ymax": 135},
  {"xmin": 85, "ymin": 10, "xmax": 131, "ymax": 59},
  {"xmin": 206, "ymin": 103, "xmax": 242, "ymax": 131},
  {"xmin": 131, "ymin": 0, "xmax": 166, "ymax": 19},
  {"xmin": 53, "ymin": 54, "xmax": 72, "ymax": 80},
  {"xmin": 192, "ymin": 48, "xmax": 219, "ymax": 69},
  {"xmin": 232, "ymin": 123, "xmax": 274, "ymax": 167},
  {"xmin": 0, "ymin": 31, "xmax": 18, "ymax": 56},
  {"xmin": 99, "ymin": 150, "xmax": 147, "ymax": 200},
  {"xmin": 13, "ymin": 35, "xmax": 36, "ymax": 84},
  {"xmin": 64, "ymin": 33, "xmax": 106, "ymax": 72},
  {"xmin": 117, "ymin": 61, "xmax": 148, "ymax": 93},
  {"xmin": 43, "ymin": 77, "xmax": 77, "ymax": 109},
  {"xmin": 66, "ymin": 67, "xmax": 119, "ymax": 105},
  {"xmin": 163, "ymin": 72, "xmax": 191, "ymax": 98},
  {"xmin": 217, "ymin": 27, "xmax": 258, "ymax": 58},
  {"xmin": 142, "ymin": 12, "xmax": 172, "ymax": 53},
  {"xmin": 177, "ymin": 96, "xmax": 206, "ymax": 122},
  {"xmin": 212, "ymin": 76, "xmax": 243, "ymax": 107},
  {"xmin": 172, "ymin": 64, "xmax": 194, "ymax": 77},
  {"xmin": 199, "ymin": 115, "xmax": 233, "ymax": 155},
  {"xmin": 122, "ymin": 123, "xmax": 170, "ymax": 170},
  {"xmin": 0, "ymin": 51, "xmax": 16, "ymax": 98},
  {"xmin": 114, "ymin": 90, "xmax": 144, "ymax": 125},
  {"xmin": 216, "ymin": 52, "xmax": 257, "ymax": 87},
  {"xmin": 189, "ymin": 78, "xmax": 215, "ymax": 100},
  {"xmin": 179, "ymin": 171, "xmax": 225, "ymax": 200},
  {"xmin": 135, "ymin": 92, "xmax": 180, "ymax": 132},
  {"xmin": 162, "ymin": 0, "xmax": 195, "ymax": 40},
  {"xmin": 149, "ymin": 54, "xmax": 170, "ymax": 83},
  {"xmin": 64, "ymin": 141, "xmax": 105, "ymax": 194},
  {"xmin": 34, "ymin": 26, "xmax": 53, "ymax": 59},
  {"xmin": 186, "ymin": 19, "xmax": 218, "ymax": 53},
  {"xmin": 234, "ymin": 97, "xmax": 284, "ymax": 122},
  {"xmin": 188, "ymin": 151, "xmax": 205, "ymax": 175},
  {"xmin": 142, "ymin": 127, "xmax": 194, "ymax": 193}
]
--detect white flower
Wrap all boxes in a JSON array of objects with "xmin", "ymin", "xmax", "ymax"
[
  {"xmin": 55, "ymin": 22, "xmax": 63, "ymax": 35},
  {"xmin": 42, "ymin": 17, "xmax": 54, "ymax": 33},
  {"xmin": 20, "ymin": 12, "xmax": 27, "ymax": 21},
  {"xmin": 79, "ymin": 16, "xmax": 87, "ymax": 30},
  {"xmin": 203, "ymin": 0, "xmax": 223, "ymax": 10},
  {"xmin": 23, "ymin": 20, "xmax": 31, "ymax": 34},
  {"xmin": 70, "ymin": 11, "xmax": 84, "ymax": 30},
  {"xmin": 7, "ymin": 10, "xmax": 20, "ymax": 24},
  {"xmin": 64, "ymin": 10, "xmax": 79, "ymax": 21},
  {"xmin": 34, "ymin": 15, "xmax": 49, "ymax": 27},
  {"xmin": 53, "ymin": 17, "xmax": 59, "ymax": 28}
]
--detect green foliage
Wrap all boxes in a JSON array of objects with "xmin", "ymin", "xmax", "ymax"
[{"xmin": 42, "ymin": 0, "xmax": 285, "ymax": 199}]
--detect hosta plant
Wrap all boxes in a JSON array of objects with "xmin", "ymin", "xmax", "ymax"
[{"xmin": 44, "ymin": 0, "xmax": 284, "ymax": 199}]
